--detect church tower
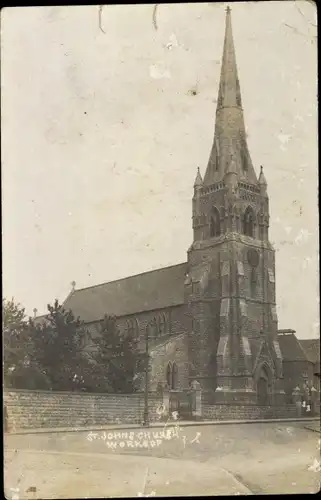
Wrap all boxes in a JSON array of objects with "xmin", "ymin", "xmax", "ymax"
[{"xmin": 185, "ymin": 7, "xmax": 285, "ymax": 405}]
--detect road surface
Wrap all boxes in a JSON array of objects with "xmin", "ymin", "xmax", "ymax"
[{"xmin": 4, "ymin": 421, "xmax": 320, "ymax": 497}]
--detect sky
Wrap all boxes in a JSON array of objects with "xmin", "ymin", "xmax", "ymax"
[{"xmin": 1, "ymin": 2, "xmax": 318, "ymax": 338}]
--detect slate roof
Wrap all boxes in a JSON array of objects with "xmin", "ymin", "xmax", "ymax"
[
  {"xmin": 62, "ymin": 263, "xmax": 187, "ymax": 323},
  {"xmin": 299, "ymin": 339, "xmax": 320, "ymax": 364},
  {"xmin": 278, "ymin": 332, "xmax": 309, "ymax": 362}
]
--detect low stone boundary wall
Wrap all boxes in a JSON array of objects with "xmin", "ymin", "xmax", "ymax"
[
  {"xmin": 202, "ymin": 403, "xmax": 319, "ymax": 421},
  {"xmin": 4, "ymin": 389, "xmax": 163, "ymax": 431}
]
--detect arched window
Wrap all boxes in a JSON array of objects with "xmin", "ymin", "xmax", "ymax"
[
  {"xmin": 166, "ymin": 362, "xmax": 172, "ymax": 388},
  {"xmin": 134, "ymin": 317, "xmax": 140, "ymax": 340},
  {"xmin": 243, "ymin": 206, "xmax": 254, "ymax": 237},
  {"xmin": 162, "ymin": 313, "xmax": 167, "ymax": 334},
  {"xmin": 158, "ymin": 315, "xmax": 165, "ymax": 335},
  {"xmin": 172, "ymin": 362, "xmax": 178, "ymax": 390},
  {"xmin": 210, "ymin": 208, "xmax": 221, "ymax": 237},
  {"xmin": 154, "ymin": 317, "xmax": 159, "ymax": 337},
  {"xmin": 148, "ymin": 317, "xmax": 157, "ymax": 338},
  {"xmin": 127, "ymin": 320, "xmax": 134, "ymax": 339},
  {"xmin": 250, "ymin": 268, "xmax": 257, "ymax": 297}
]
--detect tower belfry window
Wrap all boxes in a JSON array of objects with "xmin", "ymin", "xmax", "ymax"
[
  {"xmin": 210, "ymin": 208, "xmax": 221, "ymax": 237},
  {"xmin": 250, "ymin": 268, "xmax": 258, "ymax": 297},
  {"xmin": 243, "ymin": 207, "xmax": 254, "ymax": 237}
]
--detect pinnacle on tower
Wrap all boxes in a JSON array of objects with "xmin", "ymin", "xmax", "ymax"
[
  {"xmin": 258, "ymin": 165, "xmax": 267, "ymax": 185},
  {"xmin": 203, "ymin": 6, "xmax": 258, "ymax": 186},
  {"xmin": 194, "ymin": 167, "xmax": 203, "ymax": 188}
]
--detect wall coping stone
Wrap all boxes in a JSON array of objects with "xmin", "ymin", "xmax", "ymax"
[
  {"xmin": 4, "ymin": 389, "xmax": 159, "ymax": 397},
  {"xmin": 6, "ymin": 417, "xmax": 319, "ymax": 435}
]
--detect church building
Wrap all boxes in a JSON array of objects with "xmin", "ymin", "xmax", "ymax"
[{"xmin": 62, "ymin": 7, "xmax": 287, "ymax": 406}]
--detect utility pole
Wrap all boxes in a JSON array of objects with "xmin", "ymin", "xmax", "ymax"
[{"xmin": 143, "ymin": 326, "xmax": 150, "ymax": 427}]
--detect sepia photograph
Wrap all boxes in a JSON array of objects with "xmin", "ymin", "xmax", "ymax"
[{"xmin": 2, "ymin": 1, "xmax": 320, "ymax": 497}]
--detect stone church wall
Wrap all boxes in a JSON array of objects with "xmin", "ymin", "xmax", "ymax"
[
  {"xmin": 85, "ymin": 304, "xmax": 187, "ymax": 347},
  {"xmin": 169, "ymin": 304, "xmax": 189, "ymax": 337},
  {"xmin": 244, "ymin": 301, "xmax": 265, "ymax": 337},
  {"xmin": 4, "ymin": 390, "xmax": 163, "ymax": 431},
  {"xmin": 202, "ymin": 403, "xmax": 301, "ymax": 420},
  {"xmin": 149, "ymin": 334, "xmax": 189, "ymax": 391}
]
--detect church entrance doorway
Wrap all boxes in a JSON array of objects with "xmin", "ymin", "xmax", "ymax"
[
  {"xmin": 257, "ymin": 377, "xmax": 269, "ymax": 405},
  {"xmin": 257, "ymin": 365, "xmax": 271, "ymax": 406}
]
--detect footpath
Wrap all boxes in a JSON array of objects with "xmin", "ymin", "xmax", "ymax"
[
  {"xmin": 4, "ymin": 448, "xmax": 253, "ymax": 497},
  {"xmin": 7, "ymin": 416, "xmax": 319, "ymax": 435}
]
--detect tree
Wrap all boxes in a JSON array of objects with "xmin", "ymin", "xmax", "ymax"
[
  {"xmin": 4, "ymin": 298, "xmax": 144, "ymax": 393},
  {"xmin": 3, "ymin": 298, "xmax": 27, "ymax": 387},
  {"xmin": 30, "ymin": 299, "xmax": 91, "ymax": 391},
  {"xmin": 2, "ymin": 298, "xmax": 47, "ymax": 389},
  {"xmin": 90, "ymin": 314, "xmax": 143, "ymax": 393}
]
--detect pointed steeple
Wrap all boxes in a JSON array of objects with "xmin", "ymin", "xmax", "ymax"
[
  {"xmin": 217, "ymin": 5, "xmax": 242, "ymax": 111},
  {"xmin": 203, "ymin": 6, "xmax": 258, "ymax": 186},
  {"xmin": 194, "ymin": 167, "xmax": 203, "ymax": 188}
]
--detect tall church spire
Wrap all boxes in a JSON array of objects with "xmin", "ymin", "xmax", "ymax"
[
  {"xmin": 217, "ymin": 5, "xmax": 242, "ymax": 111},
  {"xmin": 203, "ymin": 6, "xmax": 258, "ymax": 186}
]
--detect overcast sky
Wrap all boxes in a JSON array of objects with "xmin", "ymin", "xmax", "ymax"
[{"xmin": 2, "ymin": 2, "xmax": 318, "ymax": 338}]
